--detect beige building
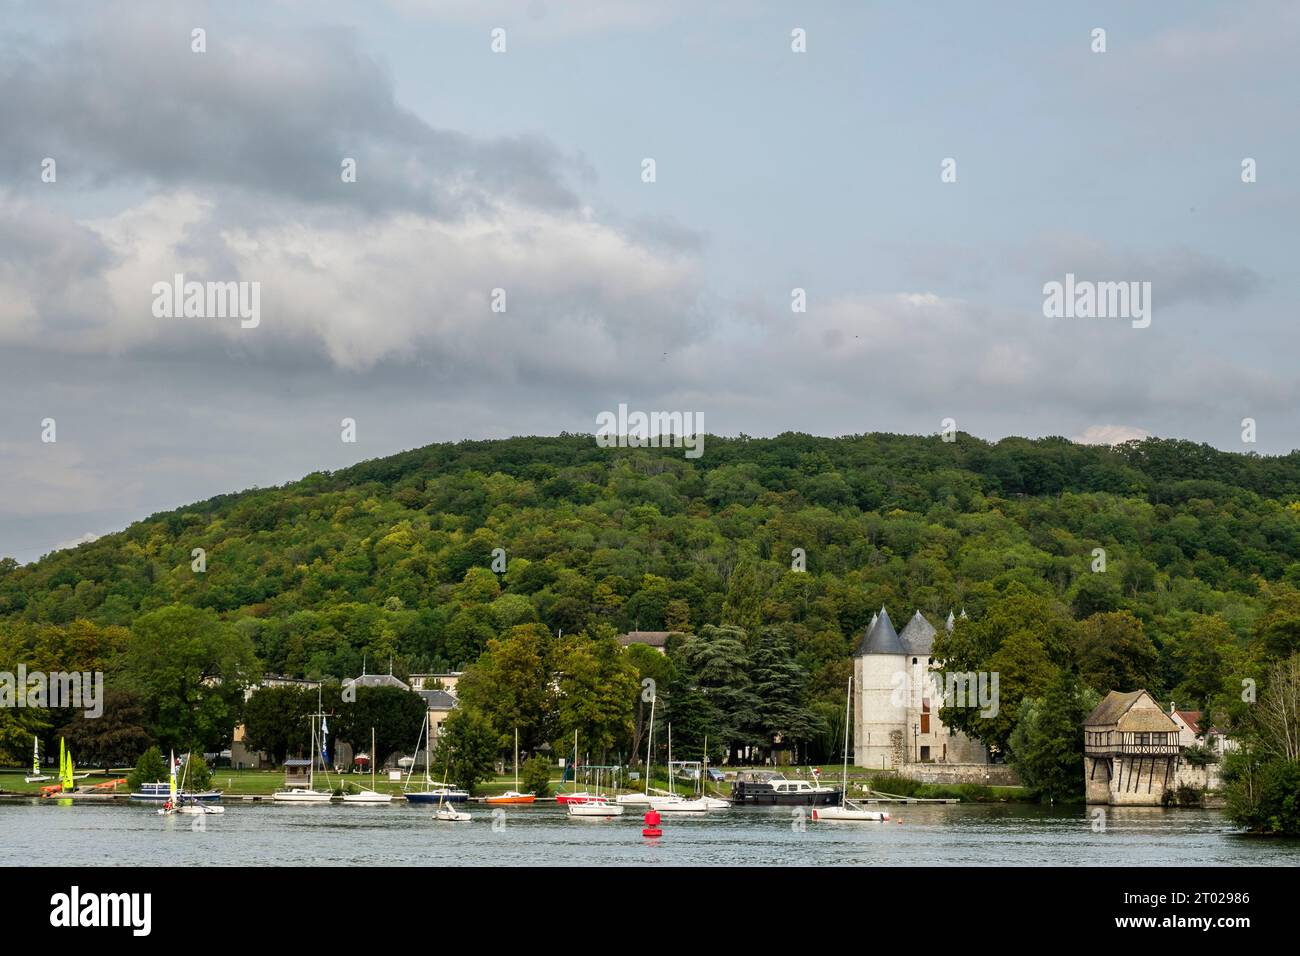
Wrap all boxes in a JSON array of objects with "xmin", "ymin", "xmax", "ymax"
[{"xmin": 853, "ymin": 607, "xmax": 988, "ymax": 770}]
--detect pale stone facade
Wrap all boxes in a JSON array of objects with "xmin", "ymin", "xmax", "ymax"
[{"xmin": 852, "ymin": 607, "xmax": 989, "ymax": 770}]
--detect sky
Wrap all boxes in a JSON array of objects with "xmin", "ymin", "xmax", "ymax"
[{"xmin": 1, "ymin": 0, "xmax": 1297, "ymax": 563}]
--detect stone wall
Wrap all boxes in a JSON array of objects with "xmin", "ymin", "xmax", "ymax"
[{"xmin": 895, "ymin": 763, "xmax": 1021, "ymax": 787}]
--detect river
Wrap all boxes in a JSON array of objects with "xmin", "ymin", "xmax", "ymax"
[{"xmin": 4, "ymin": 799, "xmax": 1298, "ymax": 866}]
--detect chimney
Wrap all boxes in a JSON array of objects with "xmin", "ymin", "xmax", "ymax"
[{"xmin": 1169, "ymin": 700, "xmax": 1175, "ymax": 714}]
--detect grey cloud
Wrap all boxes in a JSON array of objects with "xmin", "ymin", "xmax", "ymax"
[{"xmin": 0, "ymin": 11, "xmax": 581, "ymax": 217}]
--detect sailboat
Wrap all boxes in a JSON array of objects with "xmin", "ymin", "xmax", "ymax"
[
  {"xmin": 342, "ymin": 728, "xmax": 394, "ymax": 803},
  {"xmin": 697, "ymin": 735, "xmax": 730, "ymax": 809},
  {"xmin": 616, "ymin": 695, "xmax": 655, "ymax": 806},
  {"xmin": 273, "ymin": 688, "xmax": 335, "ymax": 803},
  {"xmin": 555, "ymin": 729, "xmax": 595, "ymax": 804},
  {"xmin": 485, "ymin": 728, "xmax": 536, "ymax": 804},
  {"xmin": 432, "ymin": 744, "xmax": 471, "ymax": 821},
  {"xmin": 402, "ymin": 711, "xmax": 468, "ymax": 804},
  {"xmin": 655, "ymin": 723, "xmax": 707, "ymax": 813},
  {"xmin": 158, "ymin": 751, "xmax": 225, "ymax": 815},
  {"xmin": 25, "ymin": 736, "xmax": 49, "ymax": 783},
  {"xmin": 811, "ymin": 676, "xmax": 890, "ymax": 823}
]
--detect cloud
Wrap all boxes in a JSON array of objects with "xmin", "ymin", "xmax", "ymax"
[{"xmin": 1073, "ymin": 425, "xmax": 1154, "ymax": 446}]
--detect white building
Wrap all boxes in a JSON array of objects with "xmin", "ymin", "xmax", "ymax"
[{"xmin": 852, "ymin": 606, "xmax": 988, "ymax": 770}]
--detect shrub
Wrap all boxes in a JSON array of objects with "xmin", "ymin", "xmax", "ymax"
[
  {"xmin": 521, "ymin": 756, "xmax": 551, "ymax": 796},
  {"xmin": 127, "ymin": 746, "xmax": 167, "ymax": 791}
]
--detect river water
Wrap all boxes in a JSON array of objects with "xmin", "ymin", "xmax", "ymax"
[{"xmin": 3, "ymin": 800, "xmax": 1297, "ymax": 866}]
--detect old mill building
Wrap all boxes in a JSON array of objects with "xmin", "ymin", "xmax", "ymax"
[{"xmin": 1083, "ymin": 689, "xmax": 1208, "ymax": 805}]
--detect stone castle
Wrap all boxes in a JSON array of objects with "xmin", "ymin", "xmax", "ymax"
[{"xmin": 852, "ymin": 607, "xmax": 989, "ymax": 770}]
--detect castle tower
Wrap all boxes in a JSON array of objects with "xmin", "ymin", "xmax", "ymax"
[{"xmin": 853, "ymin": 606, "xmax": 907, "ymax": 769}]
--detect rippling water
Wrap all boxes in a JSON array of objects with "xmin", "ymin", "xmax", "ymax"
[{"xmin": 4, "ymin": 800, "xmax": 1297, "ymax": 866}]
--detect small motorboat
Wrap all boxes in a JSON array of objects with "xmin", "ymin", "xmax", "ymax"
[
  {"xmin": 615, "ymin": 792, "xmax": 652, "ymax": 805},
  {"xmin": 434, "ymin": 806, "xmax": 472, "ymax": 822},
  {"xmin": 567, "ymin": 799, "xmax": 624, "ymax": 818}
]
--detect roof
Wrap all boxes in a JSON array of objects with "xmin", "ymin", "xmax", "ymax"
[
  {"xmin": 343, "ymin": 673, "xmax": 410, "ymax": 691},
  {"xmin": 283, "ymin": 759, "xmax": 313, "ymax": 767},
  {"xmin": 853, "ymin": 607, "xmax": 906, "ymax": 657},
  {"xmin": 1084, "ymin": 689, "xmax": 1178, "ymax": 733},
  {"xmin": 419, "ymin": 689, "xmax": 458, "ymax": 710},
  {"xmin": 618, "ymin": 631, "xmax": 674, "ymax": 648},
  {"xmin": 899, "ymin": 611, "xmax": 938, "ymax": 656},
  {"xmin": 1173, "ymin": 710, "xmax": 1204, "ymax": 733}
]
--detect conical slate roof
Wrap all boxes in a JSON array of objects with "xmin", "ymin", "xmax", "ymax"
[
  {"xmin": 853, "ymin": 606, "xmax": 906, "ymax": 657},
  {"xmin": 899, "ymin": 610, "xmax": 937, "ymax": 656}
]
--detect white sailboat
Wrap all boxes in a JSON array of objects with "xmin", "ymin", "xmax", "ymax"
[
  {"xmin": 655, "ymin": 723, "xmax": 707, "ymax": 813},
  {"xmin": 273, "ymin": 688, "xmax": 335, "ymax": 803},
  {"xmin": 432, "ymin": 745, "xmax": 471, "ymax": 822},
  {"xmin": 616, "ymin": 695, "xmax": 655, "ymax": 806},
  {"xmin": 811, "ymin": 676, "xmax": 889, "ymax": 823},
  {"xmin": 342, "ymin": 727, "xmax": 393, "ymax": 803},
  {"xmin": 24, "ymin": 736, "xmax": 49, "ymax": 783},
  {"xmin": 162, "ymin": 752, "xmax": 225, "ymax": 815}
]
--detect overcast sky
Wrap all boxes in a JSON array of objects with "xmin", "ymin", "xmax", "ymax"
[{"xmin": 2, "ymin": 0, "xmax": 1297, "ymax": 563}]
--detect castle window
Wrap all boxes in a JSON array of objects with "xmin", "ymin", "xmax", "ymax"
[{"xmin": 912, "ymin": 657, "xmax": 918, "ymax": 665}]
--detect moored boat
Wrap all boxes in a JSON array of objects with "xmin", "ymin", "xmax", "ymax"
[
  {"xmin": 567, "ymin": 798, "xmax": 624, "ymax": 817},
  {"xmin": 730, "ymin": 772, "xmax": 840, "ymax": 806}
]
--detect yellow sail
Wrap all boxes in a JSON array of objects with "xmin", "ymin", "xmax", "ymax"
[
  {"xmin": 169, "ymin": 750, "xmax": 177, "ymax": 801},
  {"xmin": 61, "ymin": 738, "xmax": 73, "ymax": 790}
]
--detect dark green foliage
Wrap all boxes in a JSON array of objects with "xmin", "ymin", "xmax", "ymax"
[
  {"xmin": 521, "ymin": 755, "xmax": 551, "ymax": 796},
  {"xmin": 127, "ymin": 745, "xmax": 167, "ymax": 790},
  {"xmin": 1008, "ymin": 672, "xmax": 1094, "ymax": 803},
  {"xmin": 431, "ymin": 708, "xmax": 498, "ymax": 794},
  {"xmin": 182, "ymin": 753, "xmax": 213, "ymax": 791},
  {"xmin": 242, "ymin": 685, "xmax": 312, "ymax": 765}
]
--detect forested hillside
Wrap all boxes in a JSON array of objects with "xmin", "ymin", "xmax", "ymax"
[{"xmin": 5, "ymin": 432, "xmax": 1300, "ymax": 778}]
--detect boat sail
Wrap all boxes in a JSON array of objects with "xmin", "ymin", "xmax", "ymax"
[
  {"xmin": 25, "ymin": 736, "xmax": 49, "ymax": 783},
  {"xmin": 811, "ymin": 677, "xmax": 889, "ymax": 823},
  {"xmin": 273, "ymin": 687, "xmax": 335, "ymax": 803}
]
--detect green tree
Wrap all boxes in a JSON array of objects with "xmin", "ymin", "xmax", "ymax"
[
  {"xmin": 122, "ymin": 605, "xmax": 260, "ymax": 752},
  {"xmin": 334, "ymin": 685, "xmax": 428, "ymax": 769},
  {"xmin": 1073, "ymin": 611, "xmax": 1160, "ymax": 694},
  {"xmin": 1008, "ymin": 672, "xmax": 1096, "ymax": 803},
  {"xmin": 551, "ymin": 631, "xmax": 638, "ymax": 757},
  {"xmin": 57, "ymin": 690, "xmax": 153, "ymax": 766},
  {"xmin": 431, "ymin": 708, "xmax": 498, "ymax": 794},
  {"xmin": 521, "ymin": 755, "xmax": 552, "ymax": 796},
  {"xmin": 181, "ymin": 752, "xmax": 213, "ymax": 791},
  {"xmin": 127, "ymin": 745, "xmax": 168, "ymax": 790},
  {"xmin": 455, "ymin": 623, "xmax": 554, "ymax": 752},
  {"xmin": 242, "ymin": 685, "xmax": 313, "ymax": 765}
]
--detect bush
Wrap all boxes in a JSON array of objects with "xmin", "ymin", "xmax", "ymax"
[
  {"xmin": 521, "ymin": 756, "xmax": 551, "ymax": 796},
  {"xmin": 1223, "ymin": 752, "xmax": 1300, "ymax": 835},
  {"xmin": 127, "ymin": 746, "xmax": 166, "ymax": 791}
]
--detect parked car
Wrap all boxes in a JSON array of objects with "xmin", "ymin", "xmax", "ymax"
[{"xmin": 706, "ymin": 768, "xmax": 726, "ymax": 782}]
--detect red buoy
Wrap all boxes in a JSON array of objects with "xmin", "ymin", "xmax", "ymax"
[{"xmin": 642, "ymin": 808, "xmax": 662, "ymax": 838}]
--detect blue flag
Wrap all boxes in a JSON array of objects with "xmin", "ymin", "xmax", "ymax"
[{"xmin": 320, "ymin": 715, "xmax": 330, "ymax": 766}]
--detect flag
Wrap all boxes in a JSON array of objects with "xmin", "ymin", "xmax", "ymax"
[{"xmin": 320, "ymin": 716, "xmax": 330, "ymax": 766}]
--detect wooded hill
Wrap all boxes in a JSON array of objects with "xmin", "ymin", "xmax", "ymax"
[{"xmin": 4, "ymin": 432, "xmax": 1300, "ymax": 773}]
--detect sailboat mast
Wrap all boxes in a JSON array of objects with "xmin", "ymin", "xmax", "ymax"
[
  {"xmin": 514, "ymin": 727, "xmax": 520, "ymax": 791},
  {"xmin": 644, "ymin": 695, "xmax": 655, "ymax": 795},
  {"xmin": 372, "ymin": 727, "xmax": 377, "ymax": 791},
  {"xmin": 668, "ymin": 723, "xmax": 673, "ymax": 797},
  {"xmin": 841, "ymin": 676, "xmax": 853, "ymax": 807}
]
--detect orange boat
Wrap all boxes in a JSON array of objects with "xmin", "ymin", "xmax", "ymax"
[
  {"xmin": 484, "ymin": 729, "xmax": 536, "ymax": 805},
  {"xmin": 485, "ymin": 791, "xmax": 536, "ymax": 805}
]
